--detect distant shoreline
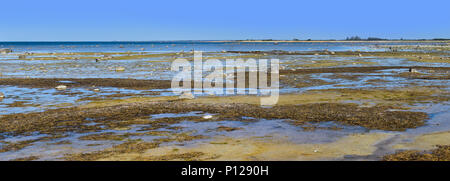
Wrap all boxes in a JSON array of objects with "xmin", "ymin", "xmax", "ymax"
[{"xmin": 207, "ymin": 40, "xmax": 450, "ymax": 43}]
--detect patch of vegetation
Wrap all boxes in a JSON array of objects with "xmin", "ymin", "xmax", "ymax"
[
  {"xmin": 0, "ymin": 78, "xmax": 171, "ymax": 90},
  {"xmin": 6, "ymin": 101, "xmax": 40, "ymax": 108},
  {"xmin": 78, "ymin": 132, "xmax": 129, "ymax": 141},
  {"xmin": 64, "ymin": 140, "xmax": 160, "ymax": 161},
  {"xmin": 383, "ymin": 145, "xmax": 450, "ymax": 161},
  {"xmin": 0, "ymin": 140, "xmax": 36, "ymax": 153},
  {"xmin": 214, "ymin": 126, "xmax": 243, "ymax": 132},
  {"xmin": 137, "ymin": 152, "xmax": 206, "ymax": 161},
  {"xmin": 9, "ymin": 156, "xmax": 40, "ymax": 161}
]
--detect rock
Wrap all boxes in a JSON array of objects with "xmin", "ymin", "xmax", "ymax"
[
  {"xmin": 0, "ymin": 92, "xmax": 4, "ymax": 98},
  {"xmin": 55, "ymin": 85, "xmax": 67, "ymax": 90},
  {"xmin": 330, "ymin": 51, "xmax": 335, "ymax": 55},
  {"xmin": 179, "ymin": 92, "xmax": 195, "ymax": 99},
  {"xmin": 115, "ymin": 67, "xmax": 125, "ymax": 72},
  {"xmin": 102, "ymin": 55, "xmax": 113, "ymax": 60},
  {"xmin": 409, "ymin": 68, "xmax": 418, "ymax": 73},
  {"xmin": 202, "ymin": 115, "xmax": 213, "ymax": 119},
  {"xmin": 0, "ymin": 48, "xmax": 12, "ymax": 54},
  {"xmin": 18, "ymin": 55, "xmax": 27, "ymax": 59},
  {"xmin": 358, "ymin": 53, "xmax": 362, "ymax": 57},
  {"xmin": 93, "ymin": 88, "xmax": 100, "ymax": 92}
]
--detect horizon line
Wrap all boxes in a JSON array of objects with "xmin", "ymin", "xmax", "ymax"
[{"xmin": 1, "ymin": 38, "xmax": 449, "ymax": 43}]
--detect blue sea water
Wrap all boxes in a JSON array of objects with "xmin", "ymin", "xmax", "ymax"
[{"xmin": 0, "ymin": 41, "xmax": 445, "ymax": 53}]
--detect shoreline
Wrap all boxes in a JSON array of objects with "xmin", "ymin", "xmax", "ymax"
[{"xmin": 207, "ymin": 40, "xmax": 450, "ymax": 43}]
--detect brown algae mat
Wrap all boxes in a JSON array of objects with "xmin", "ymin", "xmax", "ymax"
[
  {"xmin": 0, "ymin": 101, "xmax": 428, "ymax": 138},
  {"xmin": 0, "ymin": 78, "xmax": 171, "ymax": 90},
  {"xmin": 383, "ymin": 145, "xmax": 450, "ymax": 161}
]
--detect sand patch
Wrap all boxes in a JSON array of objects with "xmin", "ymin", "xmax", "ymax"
[
  {"xmin": 98, "ymin": 133, "xmax": 393, "ymax": 161},
  {"xmin": 392, "ymin": 131, "xmax": 450, "ymax": 150}
]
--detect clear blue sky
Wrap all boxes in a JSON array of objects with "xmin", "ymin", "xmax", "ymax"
[{"xmin": 1, "ymin": 0, "xmax": 449, "ymax": 41}]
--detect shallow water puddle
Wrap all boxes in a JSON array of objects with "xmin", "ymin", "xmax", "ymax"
[{"xmin": 0, "ymin": 85, "xmax": 168, "ymax": 115}]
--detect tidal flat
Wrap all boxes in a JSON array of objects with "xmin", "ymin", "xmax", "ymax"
[{"xmin": 0, "ymin": 41, "xmax": 449, "ymax": 161}]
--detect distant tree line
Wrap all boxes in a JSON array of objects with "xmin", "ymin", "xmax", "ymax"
[
  {"xmin": 345, "ymin": 36, "xmax": 388, "ymax": 41},
  {"xmin": 432, "ymin": 38, "xmax": 450, "ymax": 40},
  {"xmin": 346, "ymin": 36, "xmax": 362, "ymax": 40}
]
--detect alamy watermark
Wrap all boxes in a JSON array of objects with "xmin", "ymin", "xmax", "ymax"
[{"xmin": 171, "ymin": 51, "xmax": 279, "ymax": 106}]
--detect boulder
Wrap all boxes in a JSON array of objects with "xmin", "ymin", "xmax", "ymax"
[
  {"xmin": 202, "ymin": 115, "xmax": 213, "ymax": 119},
  {"xmin": 55, "ymin": 85, "xmax": 67, "ymax": 90},
  {"xmin": 0, "ymin": 48, "xmax": 12, "ymax": 54},
  {"xmin": 102, "ymin": 55, "xmax": 113, "ymax": 60},
  {"xmin": 409, "ymin": 68, "xmax": 418, "ymax": 73},
  {"xmin": 179, "ymin": 92, "xmax": 195, "ymax": 100},
  {"xmin": 115, "ymin": 67, "xmax": 125, "ymax": 72}
]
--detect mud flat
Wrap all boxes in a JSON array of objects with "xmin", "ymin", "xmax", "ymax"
[
  {"xmin": 0, "ymin": 90, "xmax": 440, "ymax": 160},
  {"xmin": 0, "ymin": 43, "xmax": 449, "ymax": 161}
]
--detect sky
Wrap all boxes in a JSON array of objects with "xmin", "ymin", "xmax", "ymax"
[{"xmin": 0, "ymin": 0, "xmax": 449, "ymax": 41}]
